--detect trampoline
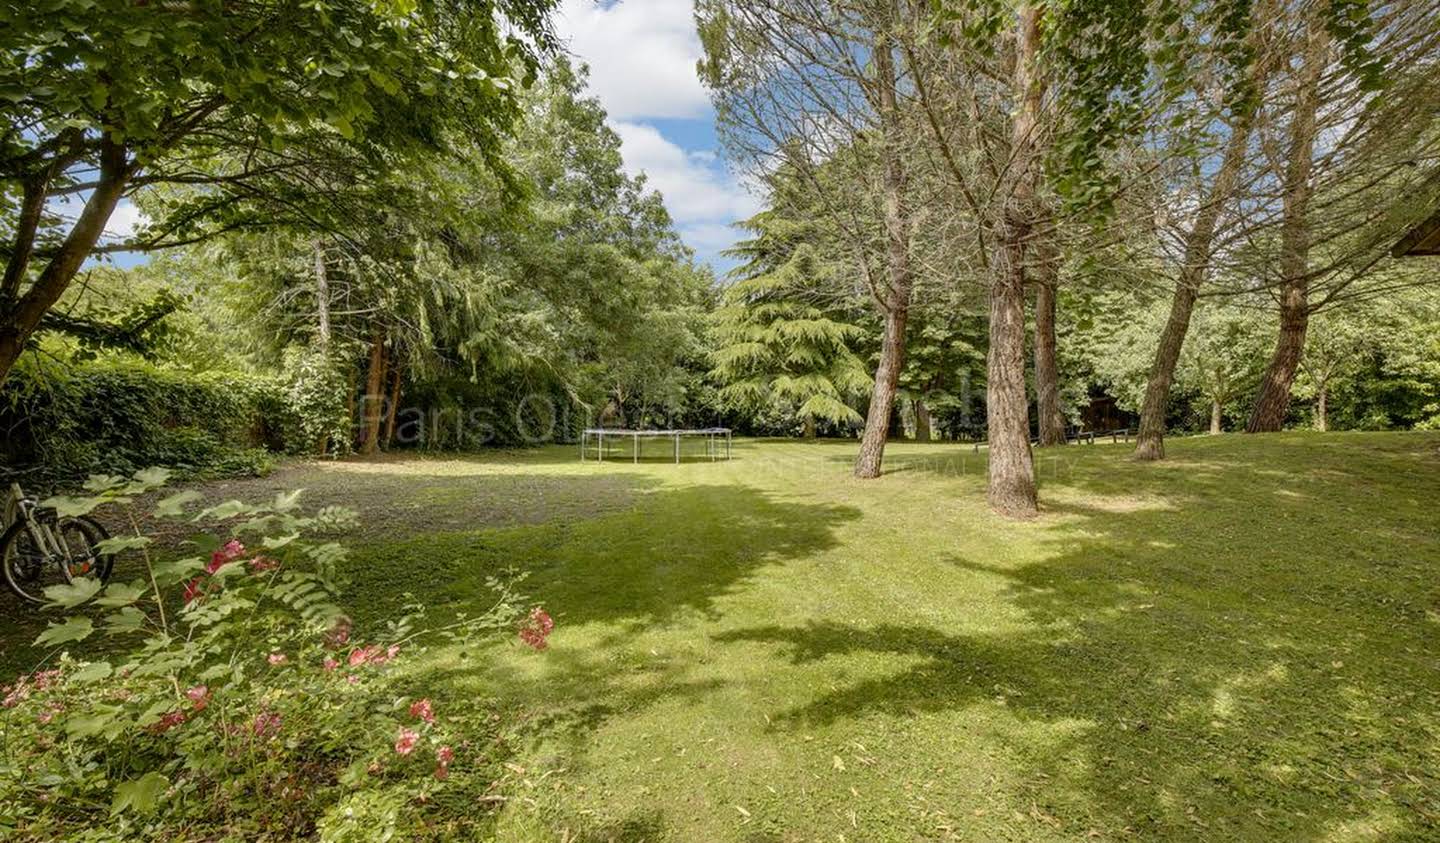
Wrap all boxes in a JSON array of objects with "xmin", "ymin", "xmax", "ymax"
[{"xmin": 580, "ymin": 427, "xmax": 732, "ymax": 463}]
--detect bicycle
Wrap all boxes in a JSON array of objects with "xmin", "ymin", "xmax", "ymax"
[{"xmin": 1, "ymin": 482, "xmax": 114, "ymax": 604}]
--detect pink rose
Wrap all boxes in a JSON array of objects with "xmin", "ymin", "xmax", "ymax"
[
  {"xmin": 2, "ymin": 681, "xmax": 29, "ymax": 709},
  {"xmin": 205, "ymin": 539, "xmax": 246, "ymax": 574},
  {"xmin": 150, "ymin": 709, "xmax": 187, "ymax": 734},
  {"xmin": 185, "ymin": 685, "xmax": 210, "ymax": 711},
  {"xmin": 518, "ymin": 607, "xmax": 555, "ymax": 651},
  {"xmin": 409, "ymin": 698, "xmax": 435, "ymax": 724},
  {"xmin": 433, "ymin": 744, "xmax": 455, "ymax": 779},
  {"xmin": 324, "ymin": 618, "xmax": 352, "ymax": 649},
  {"xmin": 394, "ymin": 726, "xmax": 420, "ymax": 755}
]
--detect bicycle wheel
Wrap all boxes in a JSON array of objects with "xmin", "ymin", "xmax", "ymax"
[
  {"xmin": 62, "ymin": 516, "xmax": 114, "ymax": 583},
  {"xmin": 1, "ymin": 520, "xmax": 70, "ymax": 604}
]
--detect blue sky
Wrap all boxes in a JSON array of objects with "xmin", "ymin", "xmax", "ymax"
[
  {"xmin": 80, "ymin": 1, "xmax": 758, "ymax": 275},
  {"xmin": 554, "ymin": 0, "xmax": 760, "ymax": 276}
]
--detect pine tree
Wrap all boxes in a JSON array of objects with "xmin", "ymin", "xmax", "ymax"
[{"xmin": 711, "ymin": 210, "xmax": 870, "ymax": 436}]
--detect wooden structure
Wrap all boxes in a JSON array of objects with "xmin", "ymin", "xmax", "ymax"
[
  {"xmin": 581, "ymin": 428, "xmax": 733, "ymax": 464},
  {"xmin": 1393, "ymin": 209, "xmax": 1440, "ymax": 256}
]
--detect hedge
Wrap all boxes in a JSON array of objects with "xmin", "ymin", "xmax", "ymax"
[{"xmin": 1, "ymin": 360, "xmax": 301, "ymax": 486}]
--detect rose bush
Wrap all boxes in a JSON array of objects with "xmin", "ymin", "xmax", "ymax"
[{"xmin": 0, "ymin": 469, "xmax": 551, "ymax": 841}]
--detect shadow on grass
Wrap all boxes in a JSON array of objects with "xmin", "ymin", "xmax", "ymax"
[
  {"xmin": 715, "ymin": 437, "xmax": 1440, "ymax": 840},
  {"xmin": 368, "ymin": 477, "xmax": 864, "ymax": 837},
  {"xmin": 348, "ymin": 478, "xmax": 862, "ymax": 630}
]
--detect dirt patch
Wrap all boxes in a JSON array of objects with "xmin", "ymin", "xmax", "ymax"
[
  {"xmin": 2, "ymin": 456, "xmax": 643, "ymax": 667},
  {"xmin": 94, "ymin": 456, "xmax": 643, "ymax": 544}
]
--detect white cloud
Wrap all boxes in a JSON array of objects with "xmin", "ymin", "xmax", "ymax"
[
  {"xmin": 553, "ymin": 1, "xmax": 760, "ymax": 266},
  {"xmin": 554, "ymin": 0, "xmax": 710, "ymax": 120},
  {"xmin": 44, "ymin": 195, "xmax": 148, "ymax": 243},
  {"xmin": 104, "ymin": 199, "xmax": 147, "ymax": 241},
  {"xmin": 680, "ymin": 222, "xmax": 746, "ymax": 266},
  {"xmin": 610, "ymin": 120, "xmax": 760, "ymax": 225}
]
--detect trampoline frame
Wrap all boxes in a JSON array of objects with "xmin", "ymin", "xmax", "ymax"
[{"xmin": 580, "ymin": 427, "xmax": 732, "ymax": 463}]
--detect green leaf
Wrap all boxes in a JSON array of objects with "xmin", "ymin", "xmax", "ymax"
[
  {"xmin": 131, "ymin": 467, "xmax": 172, "ymax": 489},
  {"xmin": 112, "ymin": 772, "xmax": 168, "ymax": 816},
  {"xmin": 96, "ymin": 535, "xmax": 151, "ymax": 554},
  {"xmin": 42, "ymin": 577, "xmax": 104, "ymax": 608},
  {"xmin": 153, "ymin": 556, "xmax": 204, "ymax": 585},
  {"xmin": 329, "ymin": 114, "xmax": 354, "ymax": 139},
  {"xmin": 41, "ymin": 495, "xmax": 100, "ymax": 517},
  {"xmin": 95, "ymin": 581, "xmax": 146, "ymax": 607},
  {"xmin": 198, "ymin": 500, "xmax": 251, "ymax": 521},
  {"xmin": 70, "ymin": 661, "xmax": 113, "ymax": 684},
  {"xmin": 154, "ymin": 490, "xmax": 202, "ymax": 518},
  {"xmin": 66, "ymin": 703, "xmax": 124, "ymax": 739},
  {"xmin": 82, "ymin": 475, "xmax": 127, "ymax": 494},
  {"xmin": 263, "ymin": 533, "xmax": 299, "ymax": 550},
  {"xmin": 35, "ymin": 616, "xmax": 94, "ymax": 647},
  {"xmin": 104, "ymin": 606, "xmax": 147, "ymax": 633},
  {"xmin": 271, "ymin": 489, "xmax": 304, "ymax": 512}
]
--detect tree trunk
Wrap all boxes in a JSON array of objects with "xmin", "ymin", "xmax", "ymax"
[
  {"xmin": 1315, "ymin": 384, "xmax": 1327, "ymax": 431},
  {"xmin": 0, "ymin": 138, "xmax": 131, "ymax": 385},
  {"xmin": 2, "ymin": 173, "xmax": 58, "ymax": 303},
  {"xmin": 313, "ymin": 240, "xmax": 331, "ymax": 349},
  {"xmin": 855, "ymin": 307, "xmax": 909, "ymax": 476},
  {"xmin": 383, "ymin": 361, "xmax": 403, "ymax": 447},
  {"xmin": 1133, "ymin": 284, "xmax": 1196, "ymax": 459},
  {"xmin": 1134, "ymin": 98, "xmax": 1258, "ymax": 460},
  {"xmin": 360, "ymin": 327, "xmax": 387, "ymax": 456},
  {"xmin": 854, "ymin": 32, "xmax": 913, "ymax": 479},
  {"xmin": 344, "ymin": 366, "xmax": 358, "ymax": 449},
  {"xmin": 1033, "ymin": 253, "xmax": 1066, "ymax": 446},
  {"xmin": 802, "ymin": 414, "xmax": 817, "ymax": 440},
  {"xmin": 915, "ymin": 398, "xmax": 932, "ymax": 442},
  {"xmin": 984, "ymin": 3, "xmax": 1041, "ymax": 518},
  {"xmin": 989, "ymin": 241, "xmax": 1038, "ymax": 517},
  {"xmin": 1247, "ymin": 19, "xmax": 1327, "ymax": 433},
  {"xmin": 1210, "ymin": 399, "xmax": 1223, "ymax": 434}
]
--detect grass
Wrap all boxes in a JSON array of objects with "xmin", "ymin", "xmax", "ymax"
[{"xmin": 4, "ymin": 432, "xmax": 1439, "ymax": 840}]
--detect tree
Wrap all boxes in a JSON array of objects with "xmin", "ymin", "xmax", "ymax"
[
  {"xmin": 1245, "ymin": 9, "xmax": 1330, "ymax": 431},
  {"xmin": 1294, "ymin": 310, "xmax": 1369, "ymax": 431},
  {"xmin": 1178, "ymin": 305, "xmax": 1268, "ymax": 433},
  {"xmin": 899, "ymin": 304, "xmax": 986, "ymax": 441},
  {"xmin": 698, "ymin": 0, "xmax": 921, "ymax": 478},
  {"xmin": 1244, "ymin": 0, "xmax": 1440, "ymax": 430},
  {"xmin": 908, "ymin": 0, "xmax": 1193, "ymax": 514},
  {"xmin": 1132, "ymin": 1, "xmax": 1267, "ymax": 459},
  {"xmin": 194, "ymin": 58, "xmax": 708, "ymax": 451},
  {"xmin": 712, "ymin": 209, "xmax": 871, "ymax": 437},
  {"xmin": 0, "ymin": 0, "xmax": 557, "ymax": 384},
  {"xmin": 1032, "ymin": 233, "xmax": 1068, "ymax": 445}
]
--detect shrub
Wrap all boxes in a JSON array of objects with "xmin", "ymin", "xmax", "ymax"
[
  {"xmin": 0, "ymin": 469, "xmax": 551, "ymax": 840},
  {"xmin": 0, "ymin": 358, "xmax": 298, "ymax": 484},
  {"xmin": 279, "ymin": 346, "xmax": 352, "ymax": 458}
]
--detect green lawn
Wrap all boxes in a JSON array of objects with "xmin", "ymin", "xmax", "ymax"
[{"xmin": 6, "ymin": 433, "xmax": 1440, "ymax": 840}]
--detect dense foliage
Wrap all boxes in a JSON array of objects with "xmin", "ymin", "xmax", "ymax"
[
  {"xmin": 0, "ymin": 469, "xmax": 552, "ymax": 840},
  {"xmin": 0, "ymin": 0, "xmax": 1439, "ymax": 836},
  {"xmin": 0, "ymin": 0, "xmax": 560, "ymax": 382},
  {"xmin": 1, "ymin": 359, "xmax": 287, "ymax": 484}
]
